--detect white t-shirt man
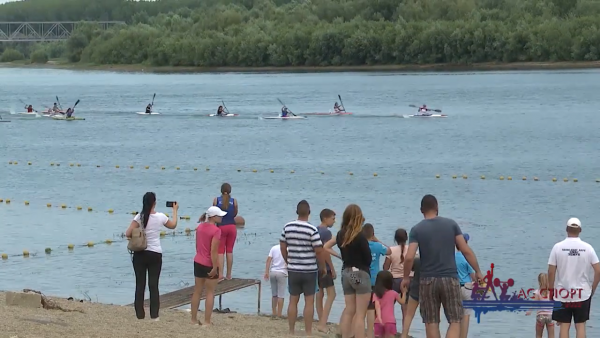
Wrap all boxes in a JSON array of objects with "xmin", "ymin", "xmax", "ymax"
[
  {"xmin": 269, "ymin": 244, "xmax": 287, "ymax": 275},
  {"xmin": 548, "ymin": 219, "xmax": 599, "ymax": 302}
]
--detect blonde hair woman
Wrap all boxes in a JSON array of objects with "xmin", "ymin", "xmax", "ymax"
[{"xmin": 324, "ymin": 204, "xmax": 371, "ymax": 338}]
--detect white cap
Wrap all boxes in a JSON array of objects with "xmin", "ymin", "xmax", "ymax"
[
  {"xmin": 206, "ymin": 206, "xmax": 227, "ymax": 218},
  {"xmin": 567, "ymin": 217, "xmax": 581, "ymax": 228}
]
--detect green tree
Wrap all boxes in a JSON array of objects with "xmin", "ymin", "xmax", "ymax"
[{"xmin": 0, "ymin": 48, "xmax": 24, "ymax": 62}]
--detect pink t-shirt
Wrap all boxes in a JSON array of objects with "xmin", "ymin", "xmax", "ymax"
[
  {"xmin": 373, "ymin": 290, "xmax": 399, "ymax": 324},
  {"xmin": 194, "ymin": 222, "xmax": 221, "ymax": 267}
]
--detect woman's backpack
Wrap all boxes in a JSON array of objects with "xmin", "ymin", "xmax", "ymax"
[{"xmin": 127, "ymin": 224, "xmax": 147, "ymax": 252}]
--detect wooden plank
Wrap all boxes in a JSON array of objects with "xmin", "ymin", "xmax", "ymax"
[{"xmin": 126, "ymin": 278, "xmax": 260, "ymax": 310}]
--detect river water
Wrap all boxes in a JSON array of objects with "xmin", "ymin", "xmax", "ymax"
[{"xmin": 0, "ymin": 68, "xmax": 599, "ymax": 337}]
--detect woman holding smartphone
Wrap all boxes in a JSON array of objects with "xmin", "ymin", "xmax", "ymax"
[{"xmin": 125, "ymin": 192, "xmax": 178, "ymax": 320}]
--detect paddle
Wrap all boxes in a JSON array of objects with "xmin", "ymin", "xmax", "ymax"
[
  {"xmin": 408, "ymin": 104, "xmax": 442, "ymax": 113},
  {"xmin": 222, "ymin": 100, "xmax": 231, "ymax": 115},
  {"xmin": 56, "ymin": 96, "xmax": 63, "ymax": 110},
  {"xmin": 277, "ymin": 98, "xmax": 296, "ymax": 116},
  {"xmin": 338, "ymin": 94, "xmax": 346, "ymax": 112}
]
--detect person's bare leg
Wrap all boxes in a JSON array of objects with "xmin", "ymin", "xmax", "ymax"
[
  {"xmin": 288, "ymin": 295, "xmax": 300, "ymax": 335},
  {"xmin": 277, "ymin": 297, "xmax": 285, "ymax": 317},
  {"xmin": 316, "ymin": 288, "xmax": 324, "ymax": 323},
  {"xmin": 401, "ymin": 298, "xmax": 418, "ymax": 338},
  {"xmin": 445, "ymin": 323, "xmax": 460, "ymax": 338},
  {"xmin": 304, "ymin": 294, "xmax": 315, "ymax": 336},
  {"xmin": 559, "ymin": 322, "xmax": 570, "ymax": 338},
  {"xmin": 272, "ymin": 296, "xmax": 277, "ymax": 316},
  {"xmin": 226, "ymin": 253, "xmax": 233, "ymax": 279},
  {"xmin": 190, "ymin": 278, "xmax": 203, "ymax": 324},
  {"xmin": 574, "ymin": 322, "xmax": 586, "ymax": 338},
  {"xmin": 546, "ymin": 322, "xmax": 555, "ymax": 338},
  {"xmin": 366, "ymin": 309, "xmax": 375, "ymax": 338},
  {"xmin": 204, "ymin": 278, "xmax": 219, "ymax": 325},
  {"xmin": 354, "ymin": 293, "xmax": 371, "ymax": 338},
  {"xmin": 217, "ymin": 254, "xmax": 225, "ymax": 279},
  {"xmin": 459, "ymin": 314, "xmax": 470, "ymax": 338},
  {"xmin": 341, "ymin": 296, "xmax": 356, "ymax": 338},
  {"xmin": 535, "ymin": 322, "xmax": 544, "ymax": 338},
  {"xmin": 318, "ymin": 286, "xmax": 336, "ymax": 332},
  {"xmin": 425, "ymin": 323, "xmax": 442, "ymax": 338}
]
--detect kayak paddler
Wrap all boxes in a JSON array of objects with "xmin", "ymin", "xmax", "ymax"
[
  {"xmin": 334, "ymin": 102, "xmax": 345, "ymax": 112},
  {"xmin": 25, "ymin": 105, "xmax": 34, "ymax": 113},
  {"xmin": 280, "ymin": 106, "xmax": 290, "ymax": 117},
  {"xmin": 66, "ymin": 108, "xmax": 74, "ymax": 118},
  {"xmin": 145, "ymin": 104, "xmax": 152, "ymax": 114},
  {"xmin": 217, "ymin": 106, "xmax": 224, "ymax": 116},
  {"xmin": 52, "ymin": 103, "xmax": 60, "ymax": 112}
]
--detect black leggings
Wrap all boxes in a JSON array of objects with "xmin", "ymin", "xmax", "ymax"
[{"xmin": 132, "ymin": 250, "xmax": 162, "ymax": 319}]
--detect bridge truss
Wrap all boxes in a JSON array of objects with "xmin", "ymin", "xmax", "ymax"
[{"xmin": 0, "ymin": 22, "xmax": 125, "ymax": 42}]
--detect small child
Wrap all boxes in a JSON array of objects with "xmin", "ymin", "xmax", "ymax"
[
  {"xmin": 373, "ymin": 270, "xmax": 403, "ymax": 338},
  {"xmin": 526, "ymin": 273, "xmax": 555, "ymax": 338},
  {"xmin": 264, "ymin": 244, "xmax": 287, "ymax": 317}
]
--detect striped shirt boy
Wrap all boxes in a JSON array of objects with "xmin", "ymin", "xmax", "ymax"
[{"xmin": 280, "ymin": 220, "xmax": 323, "ymax": 273}]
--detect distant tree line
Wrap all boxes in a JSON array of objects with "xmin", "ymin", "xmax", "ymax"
[{"xmin": 1, "ymin": 0, "xmax": 600, "ymax": 67}]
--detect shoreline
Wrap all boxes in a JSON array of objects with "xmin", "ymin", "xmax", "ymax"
[{"xmin": 2, "ymin": 61, "xmax": 600, "ymax": 74}]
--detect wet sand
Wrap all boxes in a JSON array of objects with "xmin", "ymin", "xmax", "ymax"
[{"xmin": 0, "ymin": 292, "xmax": 339, "ymax": 338}]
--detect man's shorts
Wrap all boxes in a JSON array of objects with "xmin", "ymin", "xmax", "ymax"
[{"xmin": 419, "ymin": 277, "xmax": 463, "ymax": 324}]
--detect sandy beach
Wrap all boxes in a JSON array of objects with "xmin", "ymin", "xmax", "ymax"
[{"xmin": 0, "ymin": 291, "xmax": 339, "ymax": 338}]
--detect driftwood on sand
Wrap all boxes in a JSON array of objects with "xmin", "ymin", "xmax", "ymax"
[{"xmin": 22, "ymin": 289, "xmax": 85, "ymax": 313}]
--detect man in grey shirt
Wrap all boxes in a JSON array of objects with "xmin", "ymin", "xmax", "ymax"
[{"xmin": 401, "ymin": 194, "xmax": 483, "ymax": 338}]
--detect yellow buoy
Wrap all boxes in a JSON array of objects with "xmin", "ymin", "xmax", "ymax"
[
  {"xmin": 552, "ymin": 178, "xmax": 557, "ymax": 182},
  {"xmin": 252, "ymin": 169, "xmax": 257, "ymax": 173},
  {"xmin": 46, "ymin": 203, "xmax": 51, "ymax": 207},
  {"xmin": 24, "ymin": 201, "xmax": 29, "ymax": 205},
  {"xmin": 165, "ymin": 213, "xmax": 169, "ymax": 217},
  {"xmin": 14, "ymin": 161, "xmax": 18, "ymax": 165},
  {"xmin": 573, "ymin": 178, "xmax": 578, "ymax": 182},
  {"xmin": 349, "ymin": 172, "xmax": 353, "ymax": 176},
  {"xmin": 77, "ymin": 164, "xmax": 81, "ymax": 167},
  {"xmin": 534, "ymin": 177, "xmax": 539, "ymax": 181},
  {"xmin": 176, "ymin": 167, "xmax": 180, "ymax": 170},
  {"xmin": 108, "ymin": 209, "xmax": 114, "ymax": 214},
  {"xmin": 373, "ymin": 173, "xmax": 378, "ymax": 177},
  {"xmin": 462, "ymin": 175, "xmax": 467, "ymax": 179},
  {"xmin": 116, "ymin": 165, "xmax": 120, "ymax": 168},
  {"xmin": 0, "ymin": 199, "xmax": 3, "ymax": 202},
  {"xmin": 105, "ymin": 239, "xmax": 113, "ymax": 244},
  {"xmin": 6, "ymin": 199, "xmax": 10, "ymax": 204},
  {"xmin": 507, "ymin": 176, "xmax": 512, "ymax": 180},
  {"xmin": 185, "ymin": 228, "xmax": 191, "ymax": 233},
  {"xmin": 61, "ymin": 204, "xmax": 66, "ymax": 208},
  {"xmin": 291, "ymin": 170, "xmax": 295, "ymax": 174},
  {"xmin": 68, "ymin": 244, "xmax": 74, "ymax": 249},
  {"xmin": 194, "ymin": 168, "xmax": 198, "ymax": 171},
  {"xmin": 321, "ymin": 171, "xmax": 325, "ymax": 175},
  {"xmin": 1, "ymin": 253, "xmax": 7, "ymax": 259},
  {"xmin": 452, "ymin": 175, "xmax": 457, "ymax": 179},
  {"xmin": 22, "ymin": 250, "xmax": 29, "ymax": 257},
  {"xmin": 87, "ymin": 207, "xmax": 93, "ymax": 212},
  {"xmin": 76, "ymin": 206, "xmax": 82, "ymax": 210},
  {"xmin": 50, "ymin": 162, "xmax": 54, "ymax": 166},
  {"xmin": 563, "ymin": 178, "xmax": 568, "ymax": 182},
  {"xmin": 499, "ymin": 176, "xmax": 505, "ymax": 180},
  {"xmin": 45, "ymin": 248, "xmax": 52, "ymax": 254},
  {"xmin": 160, "ymin": 231, "xmax": 166, "ymax": 237},
  {"xmin": 8, "ymin": 161, "xmax": 12, "ymax": 164},
  {"xmin": 522, "ymin": 176, "xmax": 526, "ymax": 180},
  {"xmin": 96, "ymin": 165, "xmax": 100, "ymax": 168},
  {"xmin": 87, "ymin": 242, "xmax": 94, "ymax": 247},
  {"xmin": 56, "ymin": 163, "xmax": 60, "ymax": 167},
  {"xmin": 183, "ymin": 216, "xmax": 190, "ymax": 220},
  {"xmin": 206, "ymin": 167, "xmax": 210, "ymax": 171},
  {"xmin": 436, "ymin": 174, "xmax": 440, "ymax": 178},
  {"xmin": 28, "ymin": 162, "xmax": 32, "ymax": 165},
  {"xmin": 69, "ymin": 163, "xmax": 74, "ymax": 167},
  {"xmin": 145, "ymin": 166, "xmax": 149, "ymax": 169},
  {"xmin": 270, "ymin": 169, "xmax": 274, "ymax": 173},
  {"xmin": 480, "ymin": 175, "xmax": 485, "ymax": 180},
  {"xmin": 161, "ymin": 166, "xmax": 165, "ymax": 170},
  {"xmin": 131, "ymin": 211, "xmax": 137, "ymax": 215},
  {"xmin": 237, "ymin": 169, "xmax": 241, "ymax": 172},
  {"xmin": 129, "ymin": 166, "xmax": 133, "ymax": 169}
]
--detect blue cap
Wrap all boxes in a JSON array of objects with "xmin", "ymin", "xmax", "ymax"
[{"xmin": 463, "ymin": 233, "xmax": 470, "ymax": 242}]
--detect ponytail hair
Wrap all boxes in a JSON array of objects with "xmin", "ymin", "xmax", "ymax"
[
  {"xmin": 140, "ymin": 192, "xmax": 156, "ymax": 229},
  {"xmin": 198, "ymin": 213, "xmax": 207, "ymax": 223},
  {"xmin": 394, "ymin": 228, "xmax": 408, "ymax": 263},
  {"xmin": 220, "ymin": 183, "xmax": 232, "ymax": 211}
]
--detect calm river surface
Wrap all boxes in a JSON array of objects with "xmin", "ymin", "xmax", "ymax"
[{"xmin": 1, "ymin": 68, "xmax": 599, "ymax": 337}]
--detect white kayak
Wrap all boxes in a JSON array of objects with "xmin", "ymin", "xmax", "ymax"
[
  {"xmin": 136, "ymin": 112, "xmax": 160, "ymax": 115},
  {"xmin": 208, "ymin": 113, "xmax": 239, "ymax": 117},
  {"xmin": 408, "ymin": 114, "xmax": 447, "ymax": 118},
  {"xmin": 16, "ymin": 112, "xmax": 39, "ymax": 116},
  {"xmin": 262, "ymin": 116, "xmax": 306, "ymax": 120},
  {"xmin": 52, "ymin": 115, "xmax": 85, "ymax": 120}
]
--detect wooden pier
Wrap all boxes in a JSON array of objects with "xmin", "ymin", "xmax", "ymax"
[{"xmin": 127, "ymin": 278, "xmax": 261, "ymax": 312}]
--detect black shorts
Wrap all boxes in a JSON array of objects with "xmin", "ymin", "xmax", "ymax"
[
  {"xmin": 318, "ymin": 271, "xmax": 335, "ymax": 289},
  {"xmin": 194, "ymin": 262, "xmax": 218, "ymax": 279},
  {"xmin": 552, "ymin": 297, "xmax": 592, "ymax": 324},
  {"xmin": 368, "ymin": 285, "xmax": 375, "ymax": 310},
  {"xmin": 288, "ymin": 271, "xmax": 318, "ymax": 296}
]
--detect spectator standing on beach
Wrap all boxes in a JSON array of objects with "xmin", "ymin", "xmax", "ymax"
[
  {"xmin": 373, "ymin": 270, "xmax": 403, "ymax": 338},
  {"xmin": 363, "ymin": 223, "xmax": 392, "ymax": 338},
  {"xmin": 400, "ymin": 256, "xmax": 421, "ymax": 338},
  {"xmin": 316, "ymin": 208, "xmax": 337, "ymax": 333},
  {"xmin": 383, "ymin": 228, "xmax": 409, "ymax": 323},
  {"xmin": 213, "ymin": 183, "xmax": 238, "ymax": 280},
  {"xmin": 455, "ymin": 233, "xmax": 475, "ymax": 338},
  {"xmin": 526, "ymin": 273, "xmax": 555, "ymax": 338},
  {"xmin": 324, "ymin": 204, "xmax": 372, "ymax": 338},
  {"xmin": 401, "ymin": 194, "xmax": 483, "ymax": 338},
  {"xmin": 548, "ymin": 217, "xmax": 600, "ymax": 338},
  {"xmin": 125, "ymin": 192, "xmax": 178, "ymax": 320},
  {"xmin": 264, "ymin": 243, "xmax": 288, "ymax": 318},
  {"xmin": 280, "ymin": 200, "xmax": 327, "ymax": 336},
  {"xmin": 190, "ymin": 206, "xmax": 226, "ymax": 326}
]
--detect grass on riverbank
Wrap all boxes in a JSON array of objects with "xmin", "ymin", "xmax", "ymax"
[{"xmin": 2, "ymin": 59, "xmax": 600, "ymax": 73}]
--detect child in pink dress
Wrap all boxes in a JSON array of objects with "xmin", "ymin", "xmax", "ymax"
[{"xmin": 373, "ymin": 270, "xmax": 403, "ymax": 338}]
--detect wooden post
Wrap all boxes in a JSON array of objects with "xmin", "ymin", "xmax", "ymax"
[{"xmin": 257, "ymin": 281, "xmax": 261, "ymax": 314}]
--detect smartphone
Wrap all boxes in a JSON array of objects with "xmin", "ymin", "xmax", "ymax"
[{"xmin": 166, "ymin": 201, "xmax": 175, "ymax": 208}]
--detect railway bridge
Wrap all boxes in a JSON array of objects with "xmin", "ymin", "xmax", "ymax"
[{"xmin": 0, "ymin": 21, "xmax": 124, "ymax": 42}]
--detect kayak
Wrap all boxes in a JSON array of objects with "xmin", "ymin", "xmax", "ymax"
[
  {"xmin": 16, "ymin": 112, "xmax": 39, "ymax": 116},
  {"xmin": 42, "ymin": 113, "xmax": 65, "ymax": 117},
  {"xmin": 262, "ymin": 116, "xmax": 306, "ymax": 120},
  {"xmin": 208, "ymin": 113, "xmax": 239, "ymax": 117},
  {"xmin": 408, "ymin": 114, "xmax": 447, "ymax": 118},
  {"xmin": 304, "ymin": 112, "xmax": 353, "ymax": 116},
  {"xmin": 136, "ymin": 112, "xmax": 160, "ymax": 115},
  {"xmin": 52, "ymin": 116, "xmax": 85, "ymax": 121}
]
